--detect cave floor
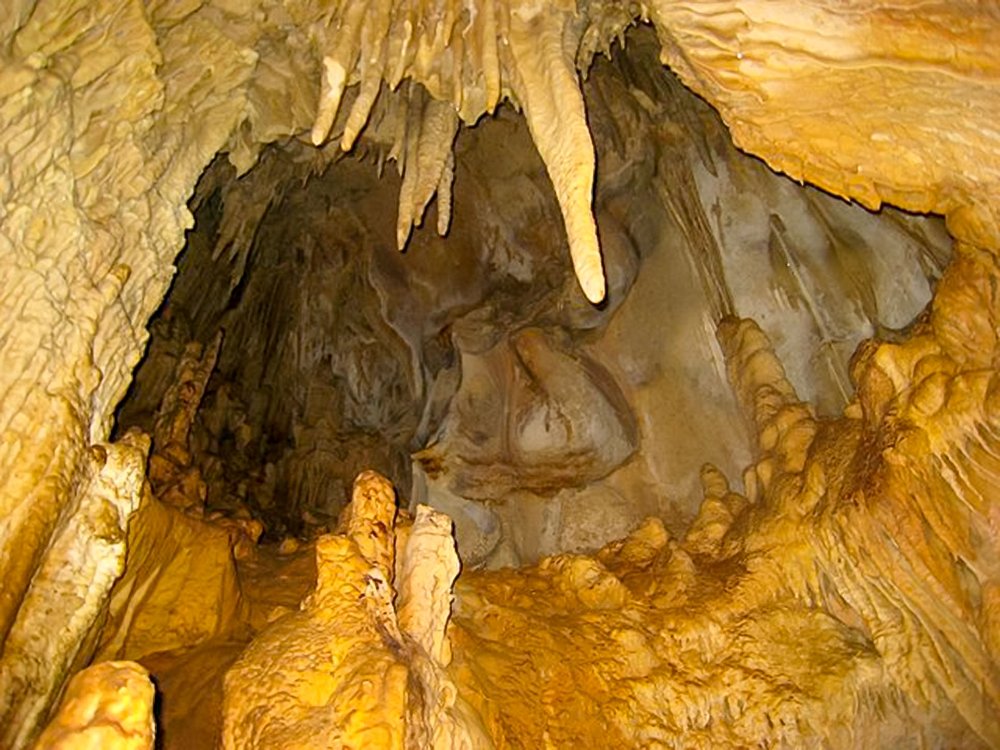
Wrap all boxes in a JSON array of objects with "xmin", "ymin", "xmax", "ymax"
[{"xmin": 140, "ymin": 541, "xmax": 319, "ymax": 749}]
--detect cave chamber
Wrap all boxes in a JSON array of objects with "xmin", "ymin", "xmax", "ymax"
[{"xmin": 1, "ymin": 2, "xmax": 999, "ymax": 749}]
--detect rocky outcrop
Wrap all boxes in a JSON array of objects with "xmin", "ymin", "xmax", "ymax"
[{"xmin": 646, "ymin": 1, "xmax": 1000, "ymax": 248}]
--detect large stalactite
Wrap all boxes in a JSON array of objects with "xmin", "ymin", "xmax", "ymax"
[{"xmin": 1, "ymin": 2, "xmax": 998, "ymax": 749}]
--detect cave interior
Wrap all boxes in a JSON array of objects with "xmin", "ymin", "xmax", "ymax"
[{"xmin": 1, "ymin": 2, "xmax": 999, "ymax": 749}]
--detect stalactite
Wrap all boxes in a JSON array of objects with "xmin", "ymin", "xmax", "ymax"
[
  {"xmin": 396, "ymin": 93, "xmax": 460, "ymax": 249},
  {"xmin": 297, "ymin": 0, "xmax": 618, "ymax": 302},
  {"xmin": 506, "ymin": 5, "xmax": 605, "ymax": 303}
]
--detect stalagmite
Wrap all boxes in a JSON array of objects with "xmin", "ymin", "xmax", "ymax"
[
  {"xmin": 33, "ymin": 661, "xmax": 155, "ymax": 750},
  {"xmin": 340, "ymin": 469, "xmax": 399, "ymax": 575},
  {"xmin": 220, "ymin": 472, "xmax": 482, "ymax": 748},
  {"xmin": 397, "ymin": 505, "xmax": 460, "ymax": 665}
]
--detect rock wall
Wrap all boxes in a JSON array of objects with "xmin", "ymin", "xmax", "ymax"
[
  {"xmin": 0, "ymin": 3, "xmax": 260, "ymax": 742},
  {"xmin": 449, "ymin": 254, "xmax": 1000, "ymax": 744},
  {"xmin": 647, "ymin": 0, "xmax": 1000, "ymax": 247}
]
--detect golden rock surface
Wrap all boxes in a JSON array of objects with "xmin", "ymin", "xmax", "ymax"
[
  {"xmin": 32, "ymin": 661, "xmax": 155, "ymax": 750},
  {"xmin": 92, "ymin": 486, "xmax": 250, "ymax": 664},
  {"xmin": 212, "ymin": 247, "xmax": 999, "ymax": 748},
  {"xmin": 446, "ymin": 251, "xmax": 999, "ymax": 747},
  {"xmin": 646, "ymin": 1, "xmax": 1000, "ymax": 248},
  {"xmin": 0, "ymin": 431, "xmax": 150, "ymax": 749},
  {"xmin": 221, "ymin": 471, "xmax": 484, "ymax": 748}
]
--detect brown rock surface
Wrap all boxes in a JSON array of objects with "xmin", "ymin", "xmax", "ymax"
[{"xmin": 449, "ymin": 260, "xmax": 1000, "ymax": 745}]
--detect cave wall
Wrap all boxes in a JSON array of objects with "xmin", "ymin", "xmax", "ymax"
[
  {"xmin": 0, "ymin": 1, "xmax": 998, "ymax": 747},
  {"xmin": 0, "ymin": 3, "xmax": 259, "ymax": 742}
]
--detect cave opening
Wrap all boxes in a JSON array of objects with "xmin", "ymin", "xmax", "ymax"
[{"xmin": 113, "ymin": 28, "xmax": 950, "ymax": 565}]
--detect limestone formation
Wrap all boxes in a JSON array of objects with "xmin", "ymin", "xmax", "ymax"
[
  {"xmin": 0, "ymin": 1, "xmax": 999, "ymax": 749},
  {"xmin": 220, "ymin": 471, "xmax": 483, "ymax": 748},
  {"xmin": 33, "ymin": 662, "xmax": 155, "ymax": 750}
]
